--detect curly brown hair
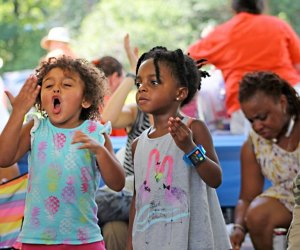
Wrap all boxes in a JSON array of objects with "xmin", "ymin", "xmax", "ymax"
[{"xmin": 35, "ymin": 56, "xmax": 107, "ymax": 120}]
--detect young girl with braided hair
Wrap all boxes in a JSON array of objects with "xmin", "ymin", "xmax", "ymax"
[{"xmin": 127, "ymin": 47, "xmax": 231, "ymax": 250}]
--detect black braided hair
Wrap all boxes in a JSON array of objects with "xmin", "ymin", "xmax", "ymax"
[
  {"xmin": 136, "ymin": 47, "xmax": 209, "ymax": 106},
  {"xmin": 239, "ymin": 71, "xmax": 300, "ymax": 121}
]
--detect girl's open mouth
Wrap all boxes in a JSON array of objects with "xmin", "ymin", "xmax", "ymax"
[{"xmin": 53, "ymin": 97, "xmax": 61, "ymax": 114}]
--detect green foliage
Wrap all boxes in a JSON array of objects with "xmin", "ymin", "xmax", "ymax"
[
  {"xmin": 0, "ymin": 0, "xmax": 98, "ymax": 73},
  {"xmin": 0, "ymin": 0, "xmax": 299, "ymax": 73},
  {"xmin": 269, "ymin": 0, "xmax": 300, "ymax": 34},
  {"xmin": 74, "ymin": 0, "xmax": 194, "ymax": 64},
  {"xmin": 73, "ymin": 0, "xmax": 235, "ymax": 68}
]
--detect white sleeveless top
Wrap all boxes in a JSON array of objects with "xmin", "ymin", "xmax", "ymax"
[{"xmin": 133, "ymin": 119, "xmax": 231, "ymax": 250}]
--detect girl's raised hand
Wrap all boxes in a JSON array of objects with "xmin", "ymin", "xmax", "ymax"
[
  {"xmin": 124, "ymin": 33, "xmax": 139, "ymax": 72},
  {"xmin": 6, "ymin": 74, "xmax": 40, "ymax": 115},
  {"xmin": 168, "ymin": 117, "xmax": 195, "ymax": 153}
]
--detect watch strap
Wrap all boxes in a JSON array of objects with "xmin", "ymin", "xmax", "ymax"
[{"xmin": 183, "ymin": 144, "xmax": 206, "ymax": 167}]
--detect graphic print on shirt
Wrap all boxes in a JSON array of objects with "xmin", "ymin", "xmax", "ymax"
[
  {"xmin": 52, "ymin": 132, "xmax": 66, "ymax": 158},
  {"xmin": 81, "ymin": 167, "xmax": 92, "ymax": 193},
  {"xmin": 61, "ymin": 176, "xmax": 76, "ymax": 203},
  {"xmin": 19, "ymin": 117, "xmax": 107, "ymax": 244},
  {"xmin": 30, "ymin": 207, "xmax": 41, "ymax": 228},
  {"xmin": 59, "ymin": 209, "xmax": 73, "ymax": 237},
  {"xmin": 87, "ymin": 120, "xmax": 97, "ymax": 133},
  {"xmin": 135, "ymin": 148, "xmax": 189, "ymax": 235},
  {"xmin": 37, "ymin": 141, "xmax": 47, "ymax": 162},
  {"xmin": 47, "ymin": 163, "xmax": 62, "ymax": 192},
  {"xmin": 65, "ymin": 133, "xmax": 78, "ymax": 171}
]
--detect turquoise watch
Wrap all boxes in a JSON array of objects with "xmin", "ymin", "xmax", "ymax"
[{"xmin": 183, "ymin": 145, "xmax": 206, "ymax": 167}]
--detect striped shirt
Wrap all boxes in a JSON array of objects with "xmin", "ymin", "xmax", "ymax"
[{"xmin": 123, "ymin": 109, "xmax": 151, "ymax": 176}]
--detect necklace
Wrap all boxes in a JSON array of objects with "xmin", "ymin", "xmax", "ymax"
[
  {"xmin": 285, "ymin": 115, "xmax": 296, "ymax": 137},
  {"xmin": 272, "ymin": 115, "xmax": 296, "ymax": 144}
]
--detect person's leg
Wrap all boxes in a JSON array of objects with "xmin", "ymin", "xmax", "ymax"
[
  {"xmin": 287, "ymin": 205, "xmax": 300, "ymax": 250},
  {"xmin": 102, "ymin": 221, "xmax": 128, "ymax": 250},
  {"xmin": 245, "ymin": 197, "xmax": 292, "ymax": 250}
]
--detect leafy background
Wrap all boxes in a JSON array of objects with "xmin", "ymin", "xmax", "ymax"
[{"xmin": 0, "ymin": 0, "xmax": 299, "ymax": 73}]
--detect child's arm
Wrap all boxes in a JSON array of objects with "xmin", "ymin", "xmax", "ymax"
[
  {"xmin": 168, "ymin": 117, "xmax": 222, "ymax": 188},
  {"xmin": 230, "ymin": 138, "xmax": 264, "ymax": 248},
  {"xmin": 101, "ymin": 34, "xmax": 138, "ymax": 129},
  {"xmin": 126, "ymin": 138, "xmax": 138, "ymax": 250},
  {"xmin": 0, "ymin": 75, "xmax": 39, "ymax": 166},
  {"xmin": 72, "ymin": 131, "xmax": 125, "ymax": 191}
]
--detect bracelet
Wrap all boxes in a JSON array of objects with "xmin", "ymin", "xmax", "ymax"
[
  {"xmin": 233, "ymin": 223, "xmax": 246, "ymax": 234},
  {"xmin": 125, "ymin": 72, "xmax": 136, "ymax": 80}
]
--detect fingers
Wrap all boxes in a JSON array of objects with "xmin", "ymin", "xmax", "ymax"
[
  {"xmin": 11, "ymin": 74, "xmax": 40, "ymax": 113},
  {"xmin": 134, "ymin": 47, "xmax": 139, "ymax": 58},
  {"xmin": 71, "ymin": 131, "xmax": 99, "ymax": 153},
  {"xmin": 231, "ymin": 241, "xmax": 241, "ymax": 250},
  {"xmin": 230, "ymin": 233, "xmax": 243, "ymax": 250},
  {"xmin": 21, "ymin": 74, "xmax": 40, "ymax": 97},
  {"xmin": 71, "ymin": 130, "xmax": 86, "ymax": 144},
  {"xmin": 124, "ymin": 33, "xmax": 130, "ymax": 51},
  {"xmin": 124, "ymin": 33, "xmax": 138, "ymax": 71},
  {"xmin": 168, "ymin": 117, "xmax": 189, "ymax": 134}
]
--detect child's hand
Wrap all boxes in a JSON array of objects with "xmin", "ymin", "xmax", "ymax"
[
  {"xmin": 71, "ymin": 130, "xmax": 102, "ymax": 154},
  {"xmin": 168, "ymin": 117, "xmax": 195, "ymax": 153},
  {"xmin": 230, "ymin": 228, "xmax": 245, "ymax": 250},
  {"xmin": 6, "ymin": 74, "xmax": 40, "ymax": 115}
]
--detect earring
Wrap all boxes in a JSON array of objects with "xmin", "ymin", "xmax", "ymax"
[{"xmin": 176, "ymin": 97, "xmax": 180, "ymax": 101}]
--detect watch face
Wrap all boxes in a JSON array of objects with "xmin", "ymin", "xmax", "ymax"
[{"xmin": 189, "ymin": 149, "xmax": 205, "ymax": 165}]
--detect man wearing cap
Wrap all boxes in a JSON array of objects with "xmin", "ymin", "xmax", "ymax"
[{"xmin": 41, "ymin": 27, "xmax": 77, "ymax": 60}]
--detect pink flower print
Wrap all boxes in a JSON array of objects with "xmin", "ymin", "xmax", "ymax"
[
  {"xmin": 37, "ymin": 141, "xmax": 47, "ymax": 162},
  {"xmin": 30, "ymin": 207, "xmax": 40, "ymax": 228},
  {"xmin": 87, "ymin": 121, "xmax": 97, "ymax": 133},
  {"xmin": 53, "ymin": 133, "xmax": 66, "ymax": 150},
  {"xmin": 80, "ymin": 167, "xmax": 91, "ymax": 193},
  {"xmin": 44, "ymin": 196, "xmax": 60, "ymax": 216}
]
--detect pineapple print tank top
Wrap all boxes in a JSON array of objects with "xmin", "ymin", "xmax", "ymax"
[{"xmin": 19, "ymin": 115, "xmax": 111, "ymax": 244}]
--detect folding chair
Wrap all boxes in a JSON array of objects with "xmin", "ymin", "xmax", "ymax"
[{"xmin": 0, "ymin": 173, "xmax": 28, "ymax": 249}]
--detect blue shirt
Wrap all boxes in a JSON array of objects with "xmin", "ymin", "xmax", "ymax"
[{"xmin": 19, "ymin": 116, "xmax": 111, "ymax": 244}]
